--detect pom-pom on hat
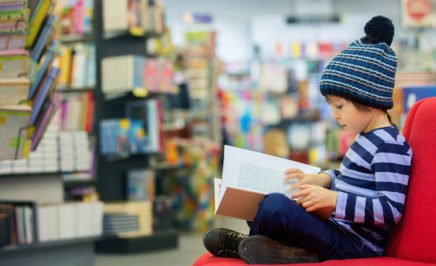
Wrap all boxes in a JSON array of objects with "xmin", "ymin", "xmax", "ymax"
[{"xmin": 320, "ymin": 15, "xmax": 397, "ymax": 110}]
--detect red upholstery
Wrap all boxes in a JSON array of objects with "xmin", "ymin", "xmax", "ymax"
[
  {"xmin": 193, "ymin": 253, "xmax": 436, "ymax": 266},
  {"xmin": 193, "ymin": 97, "xmax": 436, "ymax": 266}
]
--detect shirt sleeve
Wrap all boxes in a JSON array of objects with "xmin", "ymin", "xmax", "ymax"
[
  {"xmin": 322, "ymin": 169, "xmax": 341, "ymax": 190},
  {"xmin": 333, "ymin": 142, "xmax": 412, "ymax": 226}
]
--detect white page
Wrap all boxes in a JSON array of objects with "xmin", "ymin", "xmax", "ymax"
[{"xmin": 221, "ymin": 145, "xmax": 320, "ymax": 200}]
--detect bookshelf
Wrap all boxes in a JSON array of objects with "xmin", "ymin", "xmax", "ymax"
[
  {"xmin": 0, "ymin": 2, "xmax": 102, "ymax": 266},
  {"xmin": 93, "ymin": 0, "xmax": 178, "ymax": 253}
]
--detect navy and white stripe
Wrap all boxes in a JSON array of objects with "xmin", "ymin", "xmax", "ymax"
[
  {"xmin": 325, "ymin": 126, "xmax": 412, "ymax": 255},
  {"xmin": 320, "ymin": 39, "xmax": 397, "ymax": 110}
]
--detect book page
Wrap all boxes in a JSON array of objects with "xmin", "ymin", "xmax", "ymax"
[
  {"xmin": 238, "ymin": 163, "xmax": 292, "ymax": 195},
  {"xmin": 221, "ymin": 145, "xmax": 320, "ymax": 200}
]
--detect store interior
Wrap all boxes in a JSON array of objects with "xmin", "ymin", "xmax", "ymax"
[{"xmin": 0, "ymin": 0, "xmax": 435, "ymax": 265}]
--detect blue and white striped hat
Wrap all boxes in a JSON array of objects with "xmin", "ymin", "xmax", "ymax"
[{"xmin": 320, "ymin": 17, "xmax": 397, "ymax": 110}]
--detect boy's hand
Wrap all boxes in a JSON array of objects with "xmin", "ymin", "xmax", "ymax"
[
  {"xmin": 292, "ymin": 184, "xmax": 337, "ymax": 213},
  {"xmin": 284, "ymin": 168, "xmax": 331, "ymax": 188}
]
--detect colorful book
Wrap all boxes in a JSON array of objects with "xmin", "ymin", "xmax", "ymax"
[
  {"xmin": 125, "ymin": 99, "xmax": 163, "ymax": 153},
  {"xmin": 102, "ymin": 55, "xmax": 144, "ymax": 94},
  {"xmin": 126, "ymin": 169, "xmax": 155, "ymax": 201},
  {"xmin": 29, "ymin": 40, "xmax": 59, "ymax": 99},
  {"xmin": 0, "ymin": 78, "xmax": 30, "ymax": 107},
  {"xmin": 0, "ymin": 34, "xmax": 27, "ymax": 51},
  {"xmin": 31, "ymin": 94, "xmax": 60, "ymax": 150},
  {"xmin": 0, "ymin": 2, "xmax": 29, "ymax": 34},
  {"xmin": 29, "ymin": 67, "xmax": 60, "ymax": 125},
  {"xmin": 30, "ymin": 15, "xmax": 56, "ymax": 63},
  {"xmin": 0, "ymin": 49, "xmax": 29, "ymax": 79},
  {"xmin": 25, "ymin": 0, "xmax": 53, "ymax": 48}
]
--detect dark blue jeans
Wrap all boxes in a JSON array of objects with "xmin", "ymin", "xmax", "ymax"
[{"xmin": 248, "ymin": 193, "xmax": 379, "ymax": 261}]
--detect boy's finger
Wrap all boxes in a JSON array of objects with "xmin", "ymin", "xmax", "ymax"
[
  {"xmin": 285, "ymin": 168, "xmax": 302, "ymax": 174},
  {"xmin": 291, "ymin": 189, "xmax": 309, "ymax": 199},
  {"xmin": 284, "ymin": 175, "xmax": 302, "ymax": 182},
  {"xmin": 291, "ymin": 182, "xmax": 301, "ymax": 189}
]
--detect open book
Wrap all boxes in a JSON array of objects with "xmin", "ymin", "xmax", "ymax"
[{"xmin": 215, "ymin": 145, "xmax": 320, "ymax": 221}]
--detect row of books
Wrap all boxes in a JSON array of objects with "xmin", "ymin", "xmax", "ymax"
[
  {"xmin": 103, "ymin": 202, "xmax": 152, "ymax": 238},
  {"xmin": 102, "ymin": 55, "xmax": 175, "ymax": 95},
  {"xmin": 103, "ymin": 0, "xmax": 165, "ymax": 37},
  {"xmin": 55, "ymin": 43, "xmax": 96, "ymax": 89},
  {"xmin": 0, "ymin": 126, "xmax": 94, "ymax": 175},
  {"xmin": 100, "ymin": 99, "xmax": 164, "ymax": 155},
  {"xmin": 0, "ymin": 0, "xmax": 62, "ymax": 160},
  {"xmin": 0, "ymin": 201, "xmax": 103, "ymax": 246},
  {"xmin": 59, "ymin": 92, "xmax": 95, "ymax": 132}
]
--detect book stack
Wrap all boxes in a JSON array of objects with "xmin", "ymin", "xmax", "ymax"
[
  {"xmin": 56, "ymin": 43, "xmax": 96, "ymax": 89},
  {"xmin": 103, "ymin": 213, "xmax": 139, "ymax": 235},
  {"xmin": 0, "ymin": 201, "xmax": 37, "ymax": 246},
  {"xmin": 103, "ymin": 202, "xmax": 153, "ymax": 238},
  {"xmin": 0, "ymin": 201, "xmax": 99, "ymax": 246},
  {"xmin": 0, "ymin": 0, "xmax": 62, "ymax": 161},
  {"xmin": 103, "ymin": 0, "xmax": 165, "ymax": 37},
  {"xmin": 102, "ymin": 55, "xmax": 175, "ymax": 96},
  {"xmin": 59, "ymin": 131, "xmax": 93, "ymax": 172},
  {"xmin": 0, "ymin": 122, "xmax": 94, "ymax": 175},
  {"xmin": 37, "ymin": 201, "xmax": 103, "ymax": 242},
  {"xmin": 59, "ymin": 92, "xmax": 95, "ymax": 132}
]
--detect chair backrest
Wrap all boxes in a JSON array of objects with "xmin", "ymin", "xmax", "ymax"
[{"xmin": 386, "ymin": 97, "xmax": 436, "ymax": 263}]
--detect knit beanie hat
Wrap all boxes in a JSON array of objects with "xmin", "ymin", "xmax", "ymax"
[{"xmin": 320, "ymin": 16, "xmax": 397, "ymax": 110}]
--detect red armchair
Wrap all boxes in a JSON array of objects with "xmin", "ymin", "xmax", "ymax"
[{"xmin": 193, "ymin": 97, "xmax": 436, "ymax": 266}]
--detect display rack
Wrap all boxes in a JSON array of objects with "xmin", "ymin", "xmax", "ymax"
[{"xmin": 93, "ymin": 0, "xmax": 178, "ymax": 253}]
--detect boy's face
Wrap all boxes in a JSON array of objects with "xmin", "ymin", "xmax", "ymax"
[{"xmin": 327, "ymin": 95, "xmax": 373, "ymax": 134}]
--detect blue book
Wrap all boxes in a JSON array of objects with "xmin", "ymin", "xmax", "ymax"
[
  {"xmin": 30, "ymin": 15, "xmax": 56, "ymax": 63},
  {"xmin": 31, "ymin": 94, "xmax": 61, "ymax": 151},
  {"xmin": 29, "ymin": 40, "xmax": 59, "ymax": 99},
  {"xmin": 29, "ymin": 67, "xmax": 60, "ymax": 125}
]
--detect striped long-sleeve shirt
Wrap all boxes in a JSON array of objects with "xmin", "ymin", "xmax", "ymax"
[{"xmin": 324, "ymin": 126, "xmax": 412, "ymax": 255}]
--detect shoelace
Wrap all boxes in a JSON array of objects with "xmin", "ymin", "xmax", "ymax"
[{"xmin": 217, "ymin": 232, "xmax": 245, "ymax": 258}]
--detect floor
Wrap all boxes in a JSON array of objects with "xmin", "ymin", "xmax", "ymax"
[
  {"xmin": 96, "ymin": 233, "xmax": 206, "ymax": 266},
  {"xmin": 96, "ymin": 218, "xmax": 249, "ymax": 266}
]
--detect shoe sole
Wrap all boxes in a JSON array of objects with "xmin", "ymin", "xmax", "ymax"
[{"xmin": 239, "ymin": 235, "xmax": 319, "ymax": 264}]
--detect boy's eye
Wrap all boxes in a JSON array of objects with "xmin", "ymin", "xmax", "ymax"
[{"xmin": 336, "ymin": 105, "xmax": 343, "ymax": 110}]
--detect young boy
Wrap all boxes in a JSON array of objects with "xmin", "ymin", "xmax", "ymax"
[{"xmin": 203, "ymin": 15, "xmax": 413, "ymax": 264}]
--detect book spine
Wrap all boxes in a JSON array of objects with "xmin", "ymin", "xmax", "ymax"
[
  {"xmin": 28, "ymin": 40, "xmax": 59, "ymax": 99},
  {"xmin": 25, "ymin": 0, "xmax": 51, "ymax": 48},
  {"xmin": 30, "ymin": 15, "xmax": 56, "ymax": 62},
  {"xmin": 29, "ymin": 67, "xmax": 60, "ymax": 125},
  {"xmin": 31, "ymin": 95, "xmax": 60, "ymax": 150}
]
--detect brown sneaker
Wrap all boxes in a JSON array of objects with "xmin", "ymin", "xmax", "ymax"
[
  {"xmin": 239, "ymin": 235, "xmax": 319, "ymax": 264},
  {"xmin": 203, "ymin": 228, "xmax": 247, "ymax": 258}
]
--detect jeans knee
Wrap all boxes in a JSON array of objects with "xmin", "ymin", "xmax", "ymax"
[{"xmin": 257, "ymin": 193, "xmax": 298, "ymax": 221}]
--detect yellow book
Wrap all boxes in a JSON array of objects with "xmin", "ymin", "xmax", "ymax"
[
  {"xmin": 25, "ymin": 0, "xmax": 52, "ymax": 48},
  {"xmin": 58, "ymin": 46, "xmax": 72, "ymax": 86}
]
